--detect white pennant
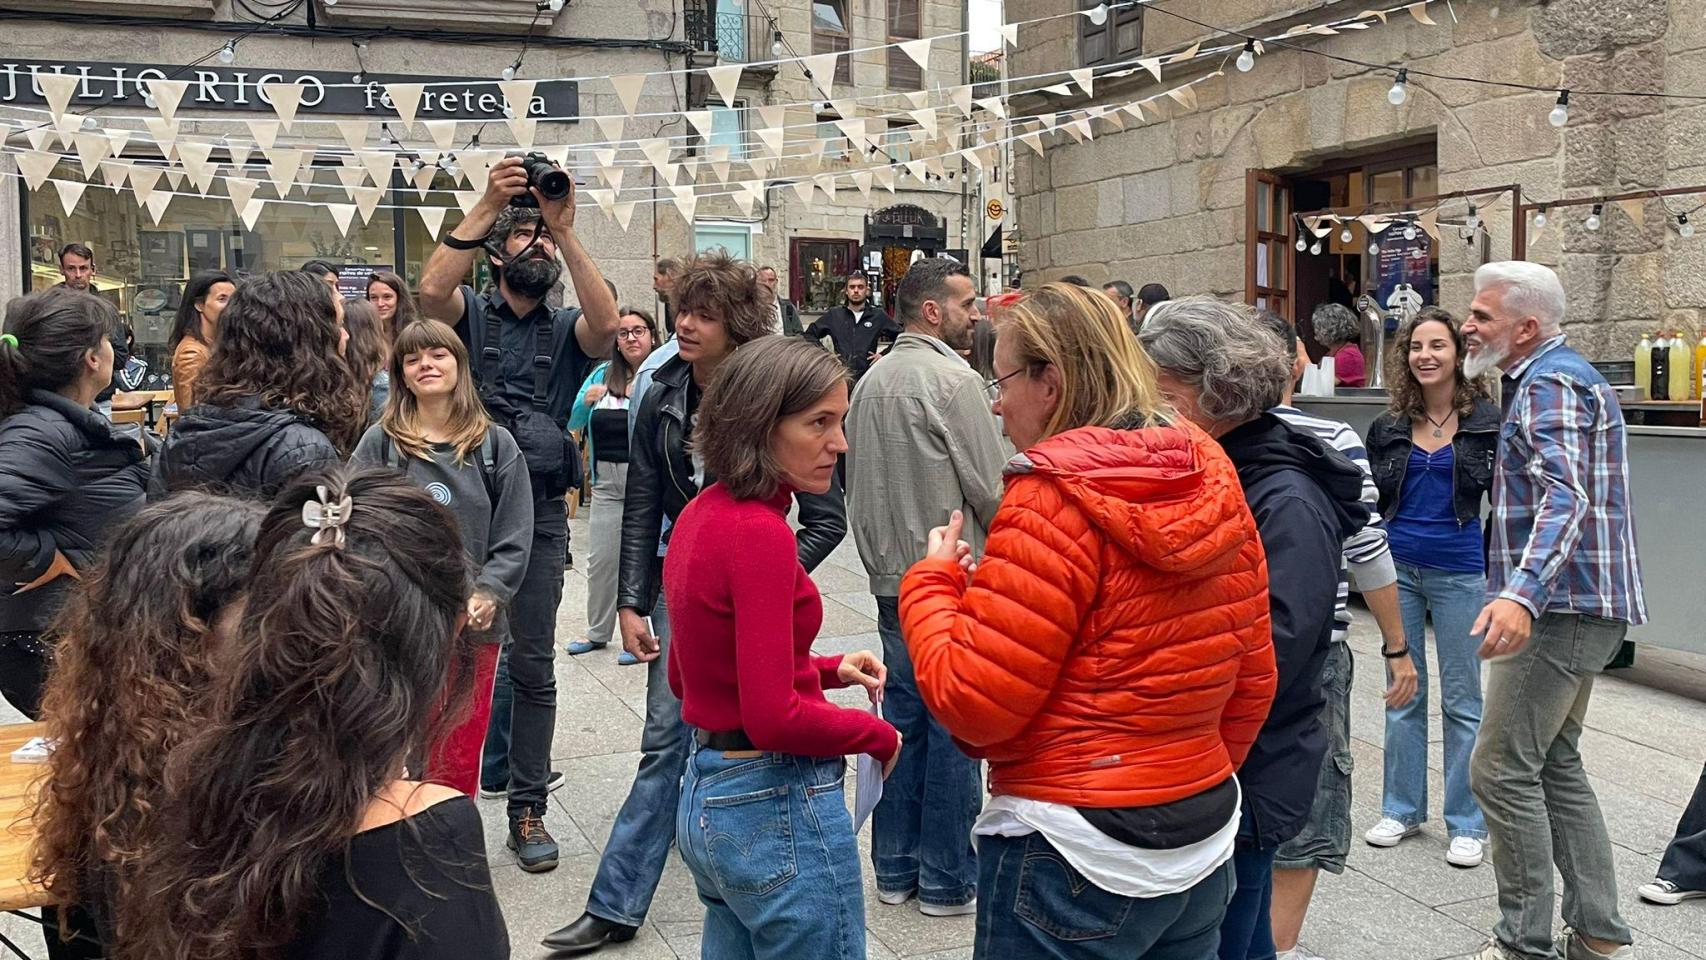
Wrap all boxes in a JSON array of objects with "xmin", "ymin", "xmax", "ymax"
[
  {"xmin": 756, "ymin": 125, "xmax": 785, "ymax": 158},
  {"xmin": 803, "ymin": 53, "xmax": 839, "ymax": 98},
  {"xmin": 53, "ymin": 179, "xmax": 86, "ymax": 216},
  {"xmin": 247, "ymin": 119, "xmax": 280, "ymax": 151},
  {"xmin": 17, "ymin": 151, "xmax": 59, "ymax": 191},
  {"xmin": 950, "ymin": 84, "xmax": 974, "ymax": 117},
  {"xmin": 852, "ymin": 169, "xmax": 873, "ymax": 199},
  {"xmin": 265, "ymin": 147, "xmax": 306, "ymax": 198},
  {"xmin": 685, "ymin": 110, "xmax": 714, "ymax": 139},
  {"xmin": 587, "ymin": 188, "xmax": 615, "ymax": 217},
  {"xmin": 176, "ymin": 140, "xmax": 218, "ymax": 194},
  {"xmin": 416, "ymin": 206, "xmax": 447, "ymax": 238},
  {"xmin": 612, "ymin": 199, "xmax": 636, "ymax": 231},
  {"xmin": 423, "ymin": 119, "xmax": 459, "ymax": 150},
  {"xmin": 498, "ymin": 79, "xmax": 537, "ymax": 121},
  {"xmin": 24, "ymin": 127, "xmax": 52, "ymax": 151},
  {"xmin": 146, "ymin": 79, "xmax": 190, "ymax": 123},
  {"xmin": 226, "ymin": 177, "xmax": 259, "ymax": 214},
  {"xmin": 412, "ymin": 163, "xmax": 438, "ymax": 200},
  {"xmin": 128, "ymin": 166, "xmax": 163, "ymax": 207},
  {"xmin": 1000, "ymin": 23, "xmax": 1019, "ymax": 47},
  {"xmin": 902, "ymin": 90, "xmax": 929, "ymax": 109},
  {"xmin": 1119, "ymin": 100, "xmax": 1146, "ymax": 122},
  {"xmin": 706, "ymin": 64, "xmax": 743, "ymax": 108},
  {"xmin": 99, "ymin": 160, "xmax": 132, "ymax": 190},
  {"xmin": 748, "ymin": 155, "xmax": 775, "ymax": 179},
  {"xmin": 900, "ymin": 38, "xmax": 932, "ymax": 72},
  {"xmin": 710, "ymin": 143, "xmax": 732, "ymax": 182},
  {"xmin": 239, "ymin": 198, "xmax": 266, "ymax": 231},
  {"xmin": 974, "ymin": 96, "xmax": 1007, "ymax": 118},
  {"xmin": 1019, "ymin": 131, "xmax": 1044, "ymax": 156},
  {"xmin": 261, "ymin": 82, "xmax": 305, "ymax": 131},
  {"xmin": 385, "ymin": 83, "xmax": 425, "ymax": 127},
  {"xmin": 874, "ymin": 165, "xmax": 896, "ymax": 193},
  {"xmin": 72, "ymin": 133, "xmax": 112, "ymax": 178},
  {"xmin": 1167, "ymin": 84, "xmax": 1199, "ymax": 111},
  {"xmin": 328, "ymin": 203, "xmax": 358, "ymax": 236},
  {"xmin": 610, "ymin": 74, "xmax": 647, "ymax": 116},
  {"xmin": 336, "ymin": 165, "xmax": 369, "ymax": 198},
  {"xmin": 669, "ymin": 185, "xmax": 697, "ymax": 222},
  {"xmin": 816, "ymin": 173, "xmax": 838, "ymax": 200},
  {"xmin": 335, "ymin": 120, "xmax": 371, "ymax": 151},
  {"xmin": 165, "ymin": 171, "xmax": 187, "ymax": 194},
  {"xmin": 601, "ymin": 165, "xmax": 626, "ymax": 193},
  {"xmin": 352, "ymin": 186, "xmax": 385, "ymax": 224},
  {"xmin": 638, "ymin": 138, "xmax": 672, "ymax": 178},
  {"xmin": 38, "ymin": 73, "xmax": 79, "ymax": 121},
  {"xmin": 455, "ymin": 191, "xmax": 482, "ymax": 216},
  {"xmin": 144, "ymin": 190, "xmax": 172, "ymax": 226},
  {"xmin": 732, "ymin": 187, "xmax": 755, "ymax": 217},
  {"xmin": 145, "ymin": 117, "xmax": 180, "ymax": 153},
  {"xmin": 357, "ymin": 149, "xmax": 395, "ymax": 188},
  {"xmin": 508, "ymin": 117, "xmax": 538, "ymax": 149},
  {"xmin": 595, "ymin": 114, "xmax": 626, "ymax": 145},
  {"xmin": 790, "ymin": 179, "xmax": 815, "ymax": 203},
  {"xmin": 1069, "ymin": 68, "xmax": 1095, "ymax": 96},
  {"xmin": 53, "ymin": 113, "xmax": 81, "ymax": 149}
]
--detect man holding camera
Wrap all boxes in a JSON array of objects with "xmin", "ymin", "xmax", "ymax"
[{"xmin": 420, "ymin": 154, "xmax": 619, "ymax": 873}]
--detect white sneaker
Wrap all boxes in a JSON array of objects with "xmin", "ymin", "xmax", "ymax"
[
  {"xmin": 1638, "ymin": 877, "xmax": 1706, "ymax": 905},
  {"xmin": 877, "ymin": 888, "xmax": 915, "ymax": 906},
  {"xmin": 1277, "ymin": 948, "xmax": 1328, "ymax": 960},
  {"xmin": 1364, "ymin": 818, "xmax": 1420, "ymax": 848},
  {"xmin": 1557, "ymin": 929, "xmax": 1635, "ymax": 960},
  {"xmin": 919, "ymin": 897, "xmax": 976, "ymax": 917},
  {"xmin": 1470, "ymin": 940, "xmax": 1522, "ymax": 960},
  {"xmin": 1447, "ymin": 836, "xmax": 1485, "ymax": 868}
]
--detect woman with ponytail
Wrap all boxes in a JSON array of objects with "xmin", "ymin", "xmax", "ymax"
[
  {"xmin": 31, "ymin": 494, "xmax": 265, "ymax": 960},
  {"xmin": 124, "ymin": 466, "xmax": 506, "ymax": 960},
  {"xmin": 0, "ymin": 288, "xmax": 149, "ymax": 718}
]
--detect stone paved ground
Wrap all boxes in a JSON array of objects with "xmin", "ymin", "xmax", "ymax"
[{"xmin": 6, "ymin": 516, "xmax": 1706, "ymax": 959}]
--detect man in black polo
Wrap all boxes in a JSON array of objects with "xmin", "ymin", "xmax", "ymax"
[
  {"xmin": 805, "ymin": 273, "xmax": 898, "ymax": 379},
  {"xmin": 420, "ymin": 155, "xmax": 618, "ymax": 873}
]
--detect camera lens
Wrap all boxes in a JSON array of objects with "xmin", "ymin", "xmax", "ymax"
[{"xmin": 536, "ymin": 167, "xmax": 571, "ymax": 201}]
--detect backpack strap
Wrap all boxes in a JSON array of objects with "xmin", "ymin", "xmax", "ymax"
[
  {"xmin": 481, "ymin": 296, "xmax": 505, "ymax": 394},
  {"xmin": 379, "ymin": 432, "xmax": 398, "ymax": 470},
  {"xmin": 532, "ymin": 313, "xmax": 555, "ymax": 411},
  {"xmin": 477, "ymin": 428, "xmax": 499, "ymax": 505}
]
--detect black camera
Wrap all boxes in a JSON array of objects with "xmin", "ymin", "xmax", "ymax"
[{"xmin": 510, "ymin": 152, "xmax": 571, "ymax": 207}]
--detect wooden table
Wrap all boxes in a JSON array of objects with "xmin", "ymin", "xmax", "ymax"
[{"xmin": 0, "ymin": 722, "xmax": 51, "ymax": 911}]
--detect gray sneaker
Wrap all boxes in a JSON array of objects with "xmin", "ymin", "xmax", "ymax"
[{"xmin": 1558, "ymin": 929, "xmax": 1634, "ymax": 960}]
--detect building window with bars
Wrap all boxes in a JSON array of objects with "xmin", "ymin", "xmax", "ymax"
[
  {"xmin": 812, "ymin": 0, "xmax": 853, "ymax": 85},
  {"xmin": 1079, "ymin": 0, "xmax": 1141, "ymax": 67},
  {"xmin": 887, "ymin": 0, "xmax": 922, "ymax": 88}
]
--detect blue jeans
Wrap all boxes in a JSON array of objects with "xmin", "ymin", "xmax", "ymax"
[
  {"xmin": 872, "ymin": 596, "xmax": 981, "ymax": 906},
  {"xmin": 1217, "ymin": 846, "xmax": 1278, "ymax": 960},
  {"xmin": 974, "ymin": 833, "xmax": 1233, "ymax": 960},
  {"xmin": 1384, "ymin": 564, "xmax": 1488, "ymax": 840},
  {"xmin": 480, "ymin": 504, "xmax": 565, "ymax": 813},
  {"xmin": 1274, "ymin": 643, "xmax": 1353, "ymax": 873},
  {"xmin": 585, "ymin": 595, "xmax": 686, "ymax": 927},
  {"xmin": 676, "ymin": 746, "xmax": 866, "ymax": 960}
]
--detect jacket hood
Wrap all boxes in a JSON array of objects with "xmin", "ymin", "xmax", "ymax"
[
  {"xmin": 1015, "ymin": 418, "xmax": 1253, "ymax": 574},
  {"xmin": 1220, "ymin": 412, "xmax": 1370, "ymax": 541},
  {"xmin": 161, "ymin": 399, "xmax": 311, "ymax": 486}
]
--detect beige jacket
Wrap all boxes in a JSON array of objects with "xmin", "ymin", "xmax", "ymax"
[{"xmin": 846, "ymin": 332, "xmax": 1008, "ymax": 595}]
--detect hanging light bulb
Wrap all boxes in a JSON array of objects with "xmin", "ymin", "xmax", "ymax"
[
  {"xmin": 501, "ymin": 64, "xmax": 517, "ymax": 81},
  {"xmin": 1088, "ymin": 3, "xmax": 1108, "ymax": 26},
  {"xmin": 1681, "ymin": 213, "xmax": 1695, "ymax": 238},
  {"xmin": 1465, "ymin": 203, "xmax": 1480, "ymax": 231},
  {"xmin": 1387, "ymin": 68, "xmax": 1408, "ymax": 106},
  {"xmin": 442, "ymin": 156, "xmax": 461, "ymax": 178},
  {"xmin": 1533, "ymin": 207, "xmax": 1547, "ymax": 229},
  {"xmin": 217, "ymin": 40, "xmax": 237, "ymax": 64},
  {"xmin": 1309, "ymin": 240, "xmax": 1323, "ymax": 256},
  {"xmin": 1548, "ymin": 90, "xmax": 1570, "ymax": 128},
  {"xmin": 1585, "ymin": 203, "xmax": 1603, "ymax": 231},
  {"xmin": 143, "ymin": 92, "xmax": 156, "ymax": 108},
  {"xmin": 771, "ymin": 28, "xmax": 785, "ymax": 58},
  {"xmin": 324, "ymin": 0, "xmax": 337, "ymax": 6},
  {"xmin": 1403, "ymin": 223, "xmax": 1418, "ymax": 241},
  {"xmin": 1236, "ymin": 39, "xmax": 1256, "ymax": 73},
  {"xmin": 1368, "ymin": 240, "xmax": 1380, "ymax": 256},
  {"xmin": 352, "ymin": 71, "xmax": 364, "ymax": 83},
  {"xmin": 380, "ymin": 125, "xmax": 395, "ymax": 146},
  {"xmin": 1339, "ymin": 225, "xmax": 1354, "ymax": 244},
  {"xmin": 1295, "ymin": 236, "xmax": 1307, "ymax": 252},
  {"xmin": 82, "ymin": 116, "xmax": 99, "ymax": 130}
]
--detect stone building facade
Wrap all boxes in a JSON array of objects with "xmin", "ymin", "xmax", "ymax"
[{"xmin": 1008, "ymin": 0, "xmax": 1706, "ymax": 361}]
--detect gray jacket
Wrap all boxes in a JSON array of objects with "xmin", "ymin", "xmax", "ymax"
[{"xmin": 845, "ymin": 332, "xmax": 1007, "ymax": 595}]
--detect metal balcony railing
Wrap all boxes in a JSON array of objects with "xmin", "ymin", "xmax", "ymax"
[{"xmin": 685, "ymin": 2, "xmax": 776, "ymax": 67}]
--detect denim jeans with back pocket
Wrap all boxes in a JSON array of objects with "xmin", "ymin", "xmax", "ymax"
[{"xmin": 676, "ymin": 746, "xmax": 867, "ymax": 960}]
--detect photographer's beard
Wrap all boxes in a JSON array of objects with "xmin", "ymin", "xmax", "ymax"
[{"xmin": 501, "ymin": 252, "xmax": 562, "ymax": 301}]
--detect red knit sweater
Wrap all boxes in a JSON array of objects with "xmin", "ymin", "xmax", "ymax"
[{"xmin": 665, "ymin": 483, "xmax": 899, "ymax": 763}]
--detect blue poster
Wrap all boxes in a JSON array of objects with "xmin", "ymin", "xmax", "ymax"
[{"xmin": 1374, "ymin": 232, "xmax": 1432, "ymax": 307}]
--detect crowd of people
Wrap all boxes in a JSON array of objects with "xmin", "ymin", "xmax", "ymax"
[{"xmin": 0, "ymin": 150, "xmax": 1701, "ymax": 960}]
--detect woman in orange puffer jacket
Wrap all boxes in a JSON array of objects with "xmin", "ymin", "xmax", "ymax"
[{"xmin": 899, "ymin": 282, "xmax": 1277, "ymax": 960}]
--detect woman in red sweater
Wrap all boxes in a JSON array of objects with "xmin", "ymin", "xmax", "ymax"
[{"xmin": 666, "ymin": 336, "xmax": 896, "ymax": 960}]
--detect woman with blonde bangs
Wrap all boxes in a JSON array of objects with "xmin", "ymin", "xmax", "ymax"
[
  {"xmin": 354, "ymin": 318, "xmax": 534, "ymax": 796},
  {"xmin": 899, "ymin": 282, "xmax": 1276, "ymax": 959}
]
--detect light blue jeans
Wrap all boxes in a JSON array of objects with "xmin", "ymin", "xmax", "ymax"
[
  {"xmin": 676, "ymin": 746, "xmax": 866, "ymax": 960},
  {"xmin": 1383, "ymin": 564, "xmax": 1488, "ymax": 840}
]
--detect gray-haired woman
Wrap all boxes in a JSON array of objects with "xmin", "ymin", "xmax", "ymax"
[
  {"xmin": 1138, "ymin": 295, "xmax": 1370, "ymax": 960},
  {"xmin": 1312, "ymin": 302, "xmax": 1367, "ymax": 387}
]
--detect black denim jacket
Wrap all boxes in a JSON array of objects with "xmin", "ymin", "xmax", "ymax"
[{"xmin": 1366, "ymin": 397, "xmax": 1502, "ymax": 525}]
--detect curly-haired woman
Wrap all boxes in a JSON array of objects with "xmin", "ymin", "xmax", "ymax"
[
  {"xmin": 151, "ymin": 271, "xmax": 365, "ymax": 499},
  {"xmin": 31, "ymin": 493, "xmax": 265, "ymax": 959}
]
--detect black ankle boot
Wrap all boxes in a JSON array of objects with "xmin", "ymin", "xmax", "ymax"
[{"xmin": 541, "ymin": 912, "xmax": 639, "ymax": 954}]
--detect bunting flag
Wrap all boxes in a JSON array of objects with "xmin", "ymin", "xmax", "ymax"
[
  {"xmin": 423, "ymin": 119, "xmax": 459, "ymax": 150},
  {"xmin": 72, "ymin": 133, "xmax": 111, "ymax": 178},
  {"xmin": 176, "ymin": 140, "xmax": 218, "ymax": 194},
  {"xmin": 128, "ymin": 166, "xmax": 163, "ymax": 207},
  {"xmin": 52, "ymin": 113, "xmax": 81, "ymax": 149},
  {"xmin": 355, "ymin": 149, "xmax": 393, "ymax": 188},
  {"xmin": 247, "ymin": 119, "xmax": 280, "ymax": 151},
  {"xmin": 974, "ymin": 96, "xmax": 1007, "ymax": 118},
  {"xmin": 144, "ymin": 190, "xmax": 172, "ymax": 226},
  {"xmin": 899, "ymin": 38, "xmax": 932, "ymax": 72},
  {"xmin": 873, "ymin": 165, "xmax": 896, "ymax": 193},
  {"xmin": 1167, "ymin": 84, "xmax": 1199, "ymax": 111},
  {"xmin": 950, "ymin": 84, "xmax": 974, "ymax": 117},
  {"xmin": 39, "ymin": 73, "xmax": 80, "ymax": 121},
  {"xmin": 17, "ymin": 151, "xmax": 59, "ymax": 191},
  {"xmin": 384, "ymin": 83, "xmax": 425, "ymax": 127},
  {"xmin": 145, "ymin": 79, "xmax": 190, "ymax": 123},
  {"xmin": 226, "ymin": 177, "xmax": 259, "ymax": 215},
  {"xmin": 1000, "ymin": 23, "xmax": 1018, "ymax": 47},
  {"xmin": 601, "ymin": 166, "xmax": 626, "ymax": 193},
  {"xmin": 328, "ymin": 203, "xmax": 358, "ymax": 236},
  {"xmin": 732, "ymin": 186, "xmax": 756, "ymax": 217},
  {"xmin": 610, "ymin": 74, "xmax": 646, "ymax": 116},
  {"xmin": 902, "ymin": 90, "xmax": 929, "ymax": 109},
  {"xmin": 454, "ymin": 191, "xmax": 482, "ymax": 216},
  {"xmin": 1120, "ymin": 100, "xmax": 1146, "ymax": 122},
  {"xmin": 909, "ymin": 107, "xmax": 939, "ymax": 139},
  {"xmin": 706, "ymin": 64, "xmax": 743, "ymax": 109},
  {"xmin": 265, "ymin": 147, "xmax": 307, "ymax": 198},
  {"xmin": 612, "ymin": 199, "xmax": 637, "ymax": 231},
  {"xmin": 239, "ymin": 198, "xmax": 266, "ymax": 231},
  {"xmin": 587, "ymin": 187, "xmax": 615, "ymax": 217},
  {"xmin": 261, "ymin": 82, "xmax": 305, "ymax": 131},
  {"xmin": 816, "ymin": 173, "xmax": 837, "ymax": 200},
  {"xmin": 144, "ymin": 117, "xmax": 180, "ymax": 153},
  {"xmin": 790, "ymin": 178, "xmax": 815, "ymax": 203},
  {"xmin": 685, "ymin": 110, "xmax": 714, "ymax": 139},
  {"xmin": 53, "ymin": 179, "xmax": 86, "ymax": 217},
  {"xmin": 352, "ymin": 185, "xmax": 385, "ymax": 224},
  {"xmin": 1069, "ymin": 68, "xmax": 1095, "ymax": 97},
  {"xmin": 163, "ymin": 169, "xmax": 185, "ymax": 192},
  {"xmin": 1138, "ymin": 57, "xmax": 1164, "ymax": 82},
  {"xmin": 1407, "ymin": 1, "xmax": 1437, "ymax": 24},
  {"xmin": 803, "ymin": 53, "xmax": 839, "ymax": 98},
  {"xmin": 756, "ymin": 125, "xmax": 786, "ymax": 158},
  {"xmin": 335, "ymin": 165, "xmax": 369, "ymax": 198},
  {"xmin": 499, "ymin": 79, "xmax": 537, "ymax": 120},
  {"xmin": 853, "ymin": 169, "xmax": 873, "ymax": 199},
  {"xmin": 595, "ymin": 114, "xmax": 626, "ymax": 145},
  {"xmin": 669, "ymin": 185, "xmax": 697, "ymax": 222},
  {"xmin": 412, "ymin": 163, "xmax": 438, "ymax": 200},
  {"xmin": 1018, "ymin": 131, "xmax": 1044, "ymax": 156},
  {"xmin": 709, "ymin": 144, "xmax": 732, "ymax": 183},
  {"xmin": 99, "ymin": 159, "xmax": 132, "ymax": 190},
  {"xmin": 336, "ymin": 120, "xmax": 371, "ymax": 151},
  {"xmin": 23, "ymin": 128, "xmax": 52, "ymax": 151},
  {"xmin": 508, "ymin": 117, "xmax": 538, "ymax": 149},
  {"xmin": 416, "ymin": 206, "xmax": 447, "ymax": 238}
]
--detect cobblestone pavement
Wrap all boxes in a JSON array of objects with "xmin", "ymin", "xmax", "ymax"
[{"xmin": 6, "ymin": 516, "xmax": 1706, "ymax": 959}]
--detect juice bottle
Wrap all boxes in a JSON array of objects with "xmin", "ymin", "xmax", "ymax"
[
  {"xmin": 1695, "ymin": 335, "xmax": 1706, "ymax": 399},
  {"xmin": 1635, "ymin": 333, "xmax": 1653, "ymax": 399},
  {"xmin": 1651, "ymin": 334, "xmax": 1671, "ymax": 401},
  {"xmin": 1670, "ymin": 334, "xmax": 1691, "ymax": 402}
]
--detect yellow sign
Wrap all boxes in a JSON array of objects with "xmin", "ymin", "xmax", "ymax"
[{"xmin": 986, "ymin": 199, "xmax": 1004, "ymax": 221}]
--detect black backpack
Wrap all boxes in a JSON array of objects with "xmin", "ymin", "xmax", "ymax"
[
  {"xmin": 377, "ymin": 429, "xmax": 499, "ymax": 505},
  {"xmin": 476, "ymin": 308, "xmax": 583, "ymax": 499}
]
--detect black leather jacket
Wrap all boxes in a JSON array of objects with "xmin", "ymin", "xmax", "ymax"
[
  {"xmin": 1366, "ymin": 397, "xmax": 1502, "ymax": 526},
  {"xmin": 616, "ymin": 354, "xmax": 847, "ymax": 613}
]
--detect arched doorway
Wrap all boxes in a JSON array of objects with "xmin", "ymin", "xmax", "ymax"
[{"xmin": 864, "ymin": 204, "xmax": 948, "ymax": 309}]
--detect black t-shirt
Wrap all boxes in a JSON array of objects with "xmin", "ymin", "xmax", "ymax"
[
  {"xmin": 286, "ymin": 797, "xmax": 508, "ymax": 960},
  {"xmin": 456, "ymin": 285, "xmax": 597, "ymax": 427}
]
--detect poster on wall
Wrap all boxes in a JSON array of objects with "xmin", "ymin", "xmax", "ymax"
[
  {"xmin": 336, "ymin": 264, "xmax": 391, "ymax": 301},
  {"xmin": 1375, "ymin": 231, "xmax": 1432, "ymax": 309}
]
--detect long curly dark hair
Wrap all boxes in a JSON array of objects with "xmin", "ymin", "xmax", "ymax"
[
  {"xmin": 194, "ymin": 271, "xmax": 366, "ymax": 453},
  {"xmin": 1384, "ymin": 306, "xmax": 1489, "ymax": 420},
  {"xmin": 30, "ymin": 494, "xmax": 267, "ymax": 949},
  {"xmin": 121, "ymin": 467, "xmax": 477, "ymax": 960}
]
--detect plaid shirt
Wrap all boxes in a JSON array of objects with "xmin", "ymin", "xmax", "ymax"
[{"xmin": 1489, "ymin": 336, "xmax": 1647, "ymax": 624}]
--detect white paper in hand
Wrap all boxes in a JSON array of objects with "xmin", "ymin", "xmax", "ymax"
[{"xmin": 852, "ymin": 696, "xmax": 885, "ymax": 832}]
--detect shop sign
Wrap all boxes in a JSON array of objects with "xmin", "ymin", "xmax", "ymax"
[{"xmin": 0, "ymin": 59, "xmax": 579, "ymax": 121}]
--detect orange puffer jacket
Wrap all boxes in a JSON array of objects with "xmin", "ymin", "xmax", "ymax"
[{"xmin": 899, "ymin": 418, "xmax": 1277, "ymax": 808}]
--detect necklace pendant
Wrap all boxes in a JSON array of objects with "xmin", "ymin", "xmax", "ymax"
[{"xmin": 1433, "ymin": 428, "xmax": 1443, "ymax": 437}]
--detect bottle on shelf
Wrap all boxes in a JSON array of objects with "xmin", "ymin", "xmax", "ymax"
[
  {"xmin": 1669, "ymin": 333, "xmax": 1691, "ymax": 403},
  {"xmin": 1695, "ymin": 335, "xmax": 1706, "ymax": 400},
  {"xmin": 1636, "ymin": 332, "xmax": 1654, "ymax": 400},
  {"xmin": 1651, "ymin": 333, "xmax": 1672, "ymax": 401}
]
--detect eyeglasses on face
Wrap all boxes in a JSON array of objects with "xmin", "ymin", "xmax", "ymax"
[
  {"xmin": 985, "ymin": 368, "xmax": 1023, "ymax": 393},
  {"xmin": 617, "ymin": 328, "xmax": 651, "ymax": 341}
]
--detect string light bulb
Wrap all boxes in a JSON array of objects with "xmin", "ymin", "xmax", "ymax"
[
  {"xmin": 1309, "ymin": 240, "xmax": 1323, "ymax": 255},
  {"xmin": 1465, "ymin": 203, "xmax": 1480, "ymax": 231},
  {"xmin": 143, "ymin": 92, "xmax": 156, "ymax": 108},
  {"xmin": 1087, "ymin": 3, "xmax": 1108, "ymax": 26},
  {"xmin": 1368, "ymin": 240, "xmax": 1380, "ymax": 256},
  {"xmin": 1680, "ymin": 213, "xmax": 1695, "ymax": 238},
  {"xmin": 82, "ymin": 116, "xmax": 98, "ymax": 130},
  {"xmin": 1295, "ymin": 236, "xmax": 1307, "ymax": 252},
  {"xmin": 1548, "ymin": 90, "xmax": 1570, "ymax": 128},
  {"xmin": 1403, "ymin": 223, "xmax": 1418, "ymax": 241},
  {"xmin": 1533, "ymin": 207, "xmax": 1547, "ymax": 229},
  {"xmin": 1585, "ymin": 203, "xmax": 1603, "ymax": 231},
  {"xmin": 771, "ymin": 27, "xmax": 785, "ymax": 58},
  {"xmin": 1236, "ymin": 39, "xmax": 1256, "ymax": 73},
  {"xmin": 217, "ymin": 40, "xmax": 237, "ymax": 64},
  {"xmin": 501, "ymin": 64, "xmax": 517, "ymax": 81},
  {"xmin": 1339, "ymin": 225, "xmax": 1354, "ymax": 244},
  {"xmin": 1388, "ymin": 68, "xmax": 1408, "ymax": 106},
  {"xmin": 380, "ymin": 124, "xmax": 395, "ymax": 146}
]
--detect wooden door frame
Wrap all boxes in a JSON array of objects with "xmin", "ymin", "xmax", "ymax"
[{"xmin": 1244, "ymin": 169, "xmax": 1293, "ymax": 320}]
